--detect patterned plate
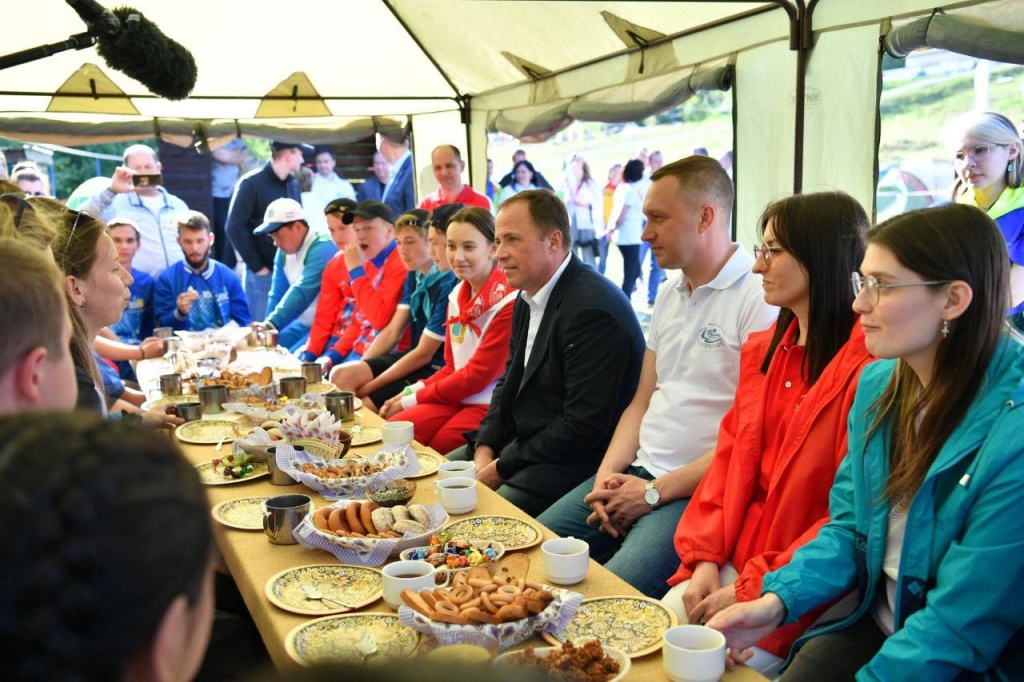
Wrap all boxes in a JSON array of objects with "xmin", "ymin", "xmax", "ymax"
[
  {"xmin": 540, "ymin": 595, "xmax": 678, "ymax": 658},
  {"xmin": 176, "ymin": 420, "xmax": 248, "ymax": 444},
  {"xmin": 441, "ymin": 515, "xmax": 542, "ymax": 551},
  {"xmin": 211, "ymin": 496, "xmax": 272, "ymax": 530},
  {"xmin": 305, "ymin": 382, "xmax": 335, "ymax": 395},
  {"xmin": 348, "ymin": 425, "xmax": 382, "ymax": 447},
  {"xmin": 285, "ymin": 613, "xmax": 419, "ymax": 666},
  {"xmin": 407, "ymin": 450, "xmax": 445, "ymax": 479},
  {"xmin": 141, "ymin": 394, "xmax": 193, "ymax": 411},
  {"xmin": 266, "ymin": 564, "xmax": 382, "ymax": 616},
  {"xmin": 195, "ymin": 461, "xmax": 269, "ymax": 486}
]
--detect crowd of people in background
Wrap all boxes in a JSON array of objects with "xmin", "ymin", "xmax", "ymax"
[{"xmin": 0, "ymin": 109, "xmax": 1023, "ymax": 680}]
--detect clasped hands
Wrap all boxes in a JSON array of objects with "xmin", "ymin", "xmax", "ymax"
[{"xmin": 583, "ymin": 473, "xmax": 652, "ymax": 538}]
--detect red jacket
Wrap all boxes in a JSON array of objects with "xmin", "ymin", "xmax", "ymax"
[
  {"xmin": 306, "ymin": 254, "xmax": 354, "ymax": 357},
  {"xmin": 669, "ymin": 319, "xmax": 873, "ymax": 657},
  {"xmin": 328, "ymin": 245, "xmax": 408, "ymax": 358}
]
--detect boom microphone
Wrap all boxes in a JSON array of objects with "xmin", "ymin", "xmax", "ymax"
[{"xmin": 67, "ymin": 1, "xmax": 197, "ymax": 100}]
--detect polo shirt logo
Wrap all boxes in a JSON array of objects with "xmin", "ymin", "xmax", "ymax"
[{"xmin": 698, "ymin": 324, "xmax": 725, "ymax": 349}]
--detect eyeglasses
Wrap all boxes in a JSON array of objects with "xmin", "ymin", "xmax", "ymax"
[
  {"xmin": 61, "ymin": 209, "xmax": 86, "ymax": 261},
  {"xmin": 851, "ymin": 272, "xmax": 951, "ymax": 305},
  {"xmin": 753, "ymin": 244, "xmax": 785, "ymax": 264},
  {"xmin": 0, "ymin": 193, "xmax": 32, "ymax": 228},
  {"xmin": 953, "ymin": 144, "xmax": 1006, "ymax": 165}
]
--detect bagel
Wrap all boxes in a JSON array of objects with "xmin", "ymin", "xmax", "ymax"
[
  {"xmin": 360, "ymin": 500, "xmax": 379, "ymax": 535},
  {"xmin": 312, "ymin": 508, "xmax": 333, "ymax": 532},
  {"xmin": 345, "ymin": 502, "xmax": 366, "ymax": 535},
  {"xmin": 408, "ymin": 503, "xmax": 431, "ymax": 528},
  {"xmin": 481, "ymin": 591, "xmax": 499, "ymax": 614},
  {"xmin": 434, "ymin": 600, "xmax": 459, "ymax": 615},
  {"xmin": 371, "ymin": 507, "xmax": 395, "ymax": 533},
  {"xmin": 392, "ymin": 519, "xmax": 426, "ymax": 535},
  {"xmin": 449, "ymin": 585, "xmax": 474, "ymax": 606},
  {"xmin": 328, "ymin": 508, "xmax": 350, "ymax": 533},
  {"xmin": 391, "ymin": 505, "xmax": 411, "ymax": 522}
]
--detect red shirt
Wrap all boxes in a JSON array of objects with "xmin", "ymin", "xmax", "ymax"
[{"xmin": 419, "ymin": 185, "xmax": 492, "ymax": 212}]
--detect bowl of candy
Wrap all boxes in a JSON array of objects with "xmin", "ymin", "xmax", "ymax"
[
  {"xmin": 399, "ymin": 535, "xmax": 504, "ymax": 571},
  {"xmin": 367, "ymin": 478, "xmax": 416, "ymax": 507}
]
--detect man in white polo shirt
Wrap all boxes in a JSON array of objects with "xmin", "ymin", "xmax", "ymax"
[{"xmin": 537, "ymin": 156, "xmax": 777, "ymax": 598}]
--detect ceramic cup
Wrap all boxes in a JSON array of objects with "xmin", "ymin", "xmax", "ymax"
[
  {"xmin": 382, "ymin": 560, "xmax": 451, "ymax": 609},
  {"xmin": 541, "ymin": 536, "xmax": 590, "ymax": 585},
  {"xmin": 159, "ymin": 373, "xmax": 183, "ymax": 396},
  {"xmin": 261, "ymin": 493, "xmax": 312, "ymax": 545},
  {"xmin": 662, "ymin": 625, "xmax": 727, "ymax": 682},
  {"xmin": 433, "ymin": 477, "xmax": 477, "ymax": 515},
  {"xmin": 324, "ymin": 391, "xmax": 355, "ymax": 422},
  {"xmin": 437, "ymin": 460, "xmax": 476, "ymax": 480},
  {"xmin": 266, "ymin": 445, "xmax": 302, "ymax": 486},
  {"xmin": 168, "ymin": 401, "xmax": 202, "ymax": 422},
  {"xmin": 279, "ymin": 376, "xmax": 307, "ymax": 399},
  {"xmin": 382, "ymin": 421, "xmax": 414, "ymax": 445},
  {"xmin": 197, "ymin": 384, "xmax": 228, "ymax": 414}
]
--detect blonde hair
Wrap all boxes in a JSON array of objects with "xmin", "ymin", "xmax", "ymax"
[
  {"xmin": 0, "ymin": 238, "xmax": 67, "ymax": 375},
  {"xmin": 948, "ymin": 111, "xmax": 1024, "ymax": 197},
  {"xmin": 0, "ymin": 195, "xmax": 58, "ymax": 251}
]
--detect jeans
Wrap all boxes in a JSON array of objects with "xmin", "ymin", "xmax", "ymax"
[
  {"xmin": 639, "ymin": 241, "xmax": 665, "ymax": 305},
  {"xmin": 596, "ymin": 238, "xmax": 610, "ymax": 275},
  {"xmin": 536, "ymin": 466, "xmax": 689, "ymax": 599},
  {"xmin": 244, "ymin": 270, "xmax": 272, "ymax": 322}
]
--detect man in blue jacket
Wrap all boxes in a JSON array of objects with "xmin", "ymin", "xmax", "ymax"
[
  {"xmin": 153, "ymin": 211, "xmax": 250, "ymax": 331},
  {"xmin": 253, "ymin": 198, "xmax": 337, "ymax": 352}
]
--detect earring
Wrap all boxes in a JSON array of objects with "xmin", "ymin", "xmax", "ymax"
[{"xmin": 941, "ymin": 319, "xmax": 950, "ymax": 338}]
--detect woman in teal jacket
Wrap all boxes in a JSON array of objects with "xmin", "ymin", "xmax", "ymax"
[{"xmin": 709, "ymin": 203, "xmax": 1024, "ymax": 680}]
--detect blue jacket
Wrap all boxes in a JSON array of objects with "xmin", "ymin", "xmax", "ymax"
[
  {"xmin": 110, "ymin": 268, "xmax": 154, "ymax": 343},
  {"xmin": 266, "ymin": 231, "xmax": 337, "ymax": 331},
  {"xmin": 153, "ymin": 259, "xmax": 251, "ymax": 331},
  {"xmin": 763, "ymin": 336, "xmax": 1024, "ymax": 681}
]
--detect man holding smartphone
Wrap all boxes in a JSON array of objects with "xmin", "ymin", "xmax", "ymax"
[{"xmin": 82, "ymin": 143, "xmax": 190, "ymax": 278}]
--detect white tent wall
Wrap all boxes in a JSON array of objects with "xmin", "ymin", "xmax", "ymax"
[{"xmin": 409, "ymin": 110, "xmax": 469, "ymax": 201}]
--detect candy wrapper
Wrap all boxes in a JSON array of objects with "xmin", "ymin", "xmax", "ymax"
[
  {"xmin": 293, "ymin": 499, "xmax": 448, "ymax": 566},
  {"xmin": 398, "ymin": 586, "xmax": 583, "ymax": 652},
  {"xmin": 277, "ymin": 442, "xmax": 421, "ymax": 500}
]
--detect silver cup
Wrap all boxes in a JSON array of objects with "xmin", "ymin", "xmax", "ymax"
[
  {"xmin": 324, "ymin": 391, "xmax": 355, "ymax": 422},
  {"xmin": 165, "ymin": 337, "xmax": 181, "ymax": 354},
  {"xmin": 260, "ymin": 328, "xmax": 279, "ymax": 348},
  {"xmin": 198, "ymin": 384, "xmax": 228, "ymax": 414},
  {"xmin": 153, "ymin": 326, "xmax": 174, "ymax": 339},
  {"xmin": 279, "ymin": 376, "xmax": 307, "ymax": 399},
  {"xmin": 170, "ymin": 401, "xmax": 203, "ymax": 422},
  {"xmin": 300, "ymin": 363, "xmax": 322, "ymax": 384},
  {"xmin": 261, "ymin": 493, "xmax": 312, "ymax": 545},
  {"xmin": 159, "ymin": 373, "xmax": 183, "ymax": 396},
  {"xmin": 266, "ymin": 445, "xmax": 303, "ymax": 486}
]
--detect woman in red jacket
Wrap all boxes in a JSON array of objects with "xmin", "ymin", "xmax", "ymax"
[
  {"xmin": 380, "ymin": 207, "xmax": 517, "ymax": 453},
  {"xmin": 662, "ymin": 191, "xmax": 874, "ymax": 674}
]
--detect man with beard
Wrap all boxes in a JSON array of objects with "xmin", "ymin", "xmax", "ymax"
[{"xmin": 153, "ymin": 211, "xmax": 251, "ymax": 331}]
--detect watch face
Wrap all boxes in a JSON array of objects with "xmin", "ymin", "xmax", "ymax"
[{"xmin": 645, "ymin": 486, "xmax": 659, "ymax": 505}]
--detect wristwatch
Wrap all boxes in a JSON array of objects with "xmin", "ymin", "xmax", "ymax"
[{"xmin": 644, "ymin": 480, "xmax": 662, "ymax": 510}]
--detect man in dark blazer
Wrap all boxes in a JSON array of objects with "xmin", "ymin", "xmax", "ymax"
[
  {"xmin": 356, "ymin": 151, "xmax": 388, "ymax": 203},
  {"xmin": 456, "ymin": 189, "xmax": 645, "ymax": 516},
  {"xmin": 377, "ymin": 132, "xmax": 415, "ymax": 217}
]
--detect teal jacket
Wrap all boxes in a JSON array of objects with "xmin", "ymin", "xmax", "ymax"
[
  {"xmin": 266, "ymin": 231, "xmax": 337, "ymax": 330},
  {"xmin": 763, "ymin": 335, "xmax": 1024, "ymax": 681}
]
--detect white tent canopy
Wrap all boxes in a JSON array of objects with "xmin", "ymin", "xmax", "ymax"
[{"xmin": 2, "ymin": 0, "xmax": 1022, "ymax": 239}]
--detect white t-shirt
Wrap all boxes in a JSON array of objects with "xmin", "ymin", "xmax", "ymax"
[{"xmin": 634, "ymin": 246, "xmax": 778, "ymax": 477}]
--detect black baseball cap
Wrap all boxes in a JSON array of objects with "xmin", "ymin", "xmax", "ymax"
[
  {"xmin": 342, "ymin": 200, "xmax": 394, "ymax": 225},
  {"xmin": 270, "ymin": 140, "xmax": 314, "ymax": 153},
  {"xmin": 324, "ymin": 197, "xmax": 358, "ymax": 216}
]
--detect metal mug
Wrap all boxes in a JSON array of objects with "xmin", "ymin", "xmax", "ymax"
[
  {"xmin": 197, "ymin": 384, "xmax": 228, "ymax": 414},
  {"xmin": 159, "ymin": 373, "xmax": 183, "ymax": 396},
  {"xmin": 325, "ymin": 391, "xmax": 355, "ymax": 422},
  {"xmin": 168, "ymin": 401, "xmax": 202, "ymax": 422},
  {"xmin": 153, "ymin": 326, "xmax": 174, "ymax": 339},
  {"xmin": 266, "ymin": 445, "xmax": 303, "ymax": 486},
  {"xmin": 300, "ymin": 362, "xmax": 322, "ymax": 384},
  {"xmin": 258, "ymin": 328, "xmax": 279, "ymax": 348},
  {"xmin": 164, "ymin": 337, "xmax": 181, "ymax": 354},
  {"xmin": 279, "ymin": 376, "xmax": 307, "ymax": 399},
  {"xmin": 261, "ymin": 493, "xmax": 312, "ymax": 545}
]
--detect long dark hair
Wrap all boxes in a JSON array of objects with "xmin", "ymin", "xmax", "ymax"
[
  {"xmin": 867, "ymin": 204, "xmax": 1008, "ymax": 503},
  {"xmin": 758, "ymin": 192, "xmax": 868, "ymax": 384},
  {"xmin": 0, "ymin": 412, "xmax": 213, "ymax": 680}
]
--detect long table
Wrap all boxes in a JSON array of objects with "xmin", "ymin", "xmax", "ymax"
[{"xmin": 142, "ymin": 358, "xmax": 766, "ymax": 680}]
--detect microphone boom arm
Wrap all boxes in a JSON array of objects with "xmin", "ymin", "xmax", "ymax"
[{"xmin": 0, "ymin": 31, "xmax": 96, "ymax": 71}]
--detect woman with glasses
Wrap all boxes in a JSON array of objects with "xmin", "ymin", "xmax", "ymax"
[
  {"xmin": 710, "ymin": 203, "xmax": 1024, "ymax": 680},
  {"xmin": 949, "ymin": 111, "xmax": 1024, "ymax": 331},
  {"xmin": 661, "ymin": 191, "xmax": 873, "ymax": 675}
]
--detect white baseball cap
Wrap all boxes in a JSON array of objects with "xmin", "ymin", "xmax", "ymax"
[{"xmin": 254, "ymin": 198, "xmax": 305, "ymax": 235}]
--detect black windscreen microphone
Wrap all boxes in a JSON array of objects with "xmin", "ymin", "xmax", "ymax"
[{"xmin": 65, "ymin": 0, "xmax": 197, "ymax": 100}]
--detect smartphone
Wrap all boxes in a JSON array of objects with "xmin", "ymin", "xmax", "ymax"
[{"xmin": 133, "ymin": 173, "xmax": 163, "ymax": 187}]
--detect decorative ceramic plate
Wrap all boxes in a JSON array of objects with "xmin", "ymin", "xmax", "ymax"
[
  {"xmin": 348, "ymin": 425, "xmax": 382, "ymax": 447},
  {"xmin": 266, "ymin": 564, "xmax": 382, "ymax": 616},
  {"xmin": 305, "ymin": 381, "xmax": 336, "ymax": 395},
  {"xmin": 195, "ymin": 460, "xmax": 269, "ymax": 486},
  {"xmin": 176, "ymin": 420, "xmax": 248, "ymax": 444},
  {"xmin": 540, "ymin": 596, "xmax": 678, "ymax": 658},
  {"xmin": 285, "ymin": 613, "xmax": 419, "ymax": 666},
  {"xmin": 441, "ymin": 515, "xmax": 542, "ymax": 551},
  {"xmin": 408, "ymin": 450, "xmax": 445, "ymax": 479},
  {"xmin": 141, "ymin": 394, "xmax": 193, "ymax": 411},
  {"xmin": 211, "ymin": 496, "xmax": 270, "ymax": 530}
]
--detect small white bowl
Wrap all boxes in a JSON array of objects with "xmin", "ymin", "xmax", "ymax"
[{"xmin": 494, "ymin": 637, "xmax": 630, "ymax": 682}]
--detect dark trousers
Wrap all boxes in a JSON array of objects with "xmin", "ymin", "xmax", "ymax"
[
  {"xmin": 212, "ymin": 196, "xmax": 236, "ymax": 268},
  {"xmin": 783, "ymin": 612, "xmax": 885, "ymax": 681},
  {"xmin": 618, "ymin": 244, "xmax": 641, "ymax": 298}
]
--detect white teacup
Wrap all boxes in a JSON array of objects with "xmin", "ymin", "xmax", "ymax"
[
  {"xmin": 382, "ymin": 560, "xmax": 450, "ymax": 609},
  {"xmin": 433, "ymin": 477, "xmax": 477, "ymax": 514},
  {"xmin": 662, "ymin": 625, "xmax": 726, "ymax": 682},
  {"xmin": 541, "ymin": 537, "xmax": 590, "ymax": 585},
  {"xmin": 437, "ymin": 460, "xmax": 476, "ymax": 480}
]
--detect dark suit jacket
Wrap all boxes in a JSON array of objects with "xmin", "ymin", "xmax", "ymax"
[
  {"xmin": 382, "ymin": 155, "xmax": 415, "ymax": 218},
  {"xmin": 476, "ymin": 254, "xmax": 645, "ymax": 502},
  {"xmin": 357, "ymin": 176, "xmax": 385, "ymax": 203}
]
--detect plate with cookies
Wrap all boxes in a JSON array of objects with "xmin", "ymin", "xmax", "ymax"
[
  {"xmin": 397, "ymin": 555, "xmax": 583, "ymax": 653},
  {"xmin": 294, "ymin": 499, "xmax": 449, "ymax": 567}
]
